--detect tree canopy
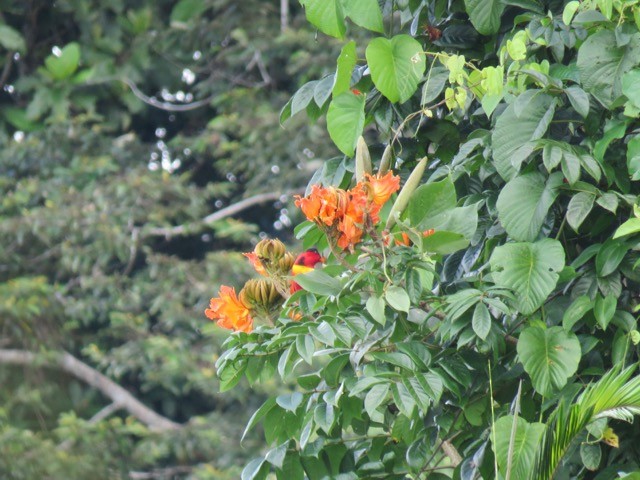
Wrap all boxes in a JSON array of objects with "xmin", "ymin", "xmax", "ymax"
[{"xmin": 214, "ymin": 0, "xmax": 640, "ymax": 479}]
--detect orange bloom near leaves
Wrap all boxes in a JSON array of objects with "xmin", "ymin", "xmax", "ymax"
[
  {"xmin": 242, "ymin": 252, "xmax": 267, "ymax": 276},
  {"xmin": 365, "ymin": 172, "xmax": 400, "ymax": 206},
  {"xmin": 205, "ymin": 285, "xmax": 253, "ymax": 333}
]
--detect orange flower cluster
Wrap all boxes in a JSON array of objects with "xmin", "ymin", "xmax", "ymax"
[
  {"xmin": 295, "ymin": 172, "xmax": 400, "ymax": 249},
  {"xmin": 205, "ymin": 285, "xmax": 253, "ymax": 333}
]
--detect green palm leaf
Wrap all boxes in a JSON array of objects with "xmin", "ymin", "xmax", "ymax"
[{"xmin": 533, "ymin": 365, "xmax": 640, "ymax": 480}]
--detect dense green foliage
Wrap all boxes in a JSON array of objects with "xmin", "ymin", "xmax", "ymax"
[
  {"xmin": 0, "ymin": 1, "xmax": 339, "ymax": 478},
  {"xmin": 216, "ymin": 0, "xmax": 640, "ymax": 479}
]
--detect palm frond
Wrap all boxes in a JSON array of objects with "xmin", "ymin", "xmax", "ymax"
[{"xmin": 533, "ymin": 365, "xmax": 640, "ymax": 480}]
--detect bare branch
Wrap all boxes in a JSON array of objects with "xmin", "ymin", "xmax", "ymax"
[
  {"xmin": 129, "ymin": 465, "xmax": 194, "ymax": 479},
  {"xmin": 0, "ymin": 349, "xmax": 181, "ymax": 432},
  {"xmin": 280, "ymin": 0, "xmax": 289, "ymax": 31},
  {"xmin": 119, "ymin": 78, "xmax": 213, "ymax": 112},
  {"xmin": 144, "ymin": 190, "xmax": 302, "ymax": 239}
]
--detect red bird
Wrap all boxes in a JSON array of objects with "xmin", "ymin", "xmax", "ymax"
[{"xmin": 290, "ymin": 248, "xmax": 324, "ymax": 293}]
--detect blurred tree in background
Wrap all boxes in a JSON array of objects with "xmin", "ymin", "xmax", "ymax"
[{"xmin": 0, "ymin": 0, "xmax": 337, "ymax": 477}]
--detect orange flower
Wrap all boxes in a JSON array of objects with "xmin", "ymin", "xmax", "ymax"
[
  {"xmin": 295, "ymin": 186, "xmax": 323, "ymax": 222},
  {"xmin": 395, "ymin": 232, "xmax": 411, "ymax": 246},
  {"xmin": 295, "ymin": 185, "xmax": 345, "ymax": 226},
  {"xmin": 365, "ymin": 172, "xmax": 400, "ymax": 206},
  {"xmin": 205, "ymin": 285, "xmax": 253, "ymax": 333},
  {"xmin": 423, "ymin": 229, "xmax": 435, "ymax": 237},
  {"xmin": 243, "ymin": 252, "xmax": 267, "ymax": 276}
]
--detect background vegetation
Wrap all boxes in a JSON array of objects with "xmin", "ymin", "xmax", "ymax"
[{"xmin": 0, "ymin": 0, "xmax": 336, "ymax": 477}]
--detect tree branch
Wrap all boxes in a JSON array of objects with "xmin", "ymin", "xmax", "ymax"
[
  {"xmin": 144, "ymin": 190, "xmax": 302, "ymax": 239},
  {"xmin": 129, "ymin": 465, "xmax": 194, "ymax": 479},
  {"xmin": 0, "ymin": 349, "xmax": 181, "ymax": 432}
]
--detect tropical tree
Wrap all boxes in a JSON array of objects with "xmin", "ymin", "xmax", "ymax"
[
  {"xmin": 214, "ymin": 0, "xmax": 640, "ymax": 478},
  {"xmin": 0, "ymin": 0, "xmax": 339, "ymax": 477}
]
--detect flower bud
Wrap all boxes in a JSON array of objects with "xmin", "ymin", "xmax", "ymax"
[
  {"xmin": 240, "ymin": 279, "xmax": 284, "ymax": 316},
  {"xmin": 277, "ymin": 252, "xmax": 296, "ymax": 275},
  {"xmin": 385, "ymin": 157, "xmax": 428, "ymax": 230},
  {"xmin": 355, "ymin": 136, "xmax": 372, "ymax": 183},
  {"xmin": 254, "ymin": 238, "xmax": 286, "ymax": 261}
]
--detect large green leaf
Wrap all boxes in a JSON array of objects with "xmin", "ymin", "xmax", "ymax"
[
  {"xmin": 300, "ymin": 0, "xmax": 346, "ymax": 39},
  {"xmin": 497, "ymin": 172, "xmax": 563, "ymax": 242},
  {"xmin": 492, "ymin": 90, "xmax": 556, "ymax": 180},
  {"xmin": 366, "ymin": 35, "xmax": 426, "ymax": 103},
  {"xmin": 333, "ymin": 41, "xmax": 356, "ymax": 96},
  {"xmin": 294, "ymin": 269, "xmax": 344, "ymax": 296},
  {"xmin": 464, "ymin": 0, "xmax": 505, "ymax": 35},
  {"xmin": 577, "ymin": 30, "xmax": 640, "ymax": 108},
  {"xmin": 408, "ymin": 178, "xmax": 457, "ymax": 226},
  {"xmin": 490, "ymin": 239, "xmax": 565, "ymax": 315},
  {"xmin": 517, "ymin": 326, "xmax": 581, "ymax": 396},
  {"xmin": 326, "ymin": 90, "xmax": 365, "ymax": 156},
  {"xmin": 492, "ymin": 415, "xmax": 545, "ymax": 479},
  {"xmin": 342, "ymin": 0, "xmax": 383, "ymax": 33}
]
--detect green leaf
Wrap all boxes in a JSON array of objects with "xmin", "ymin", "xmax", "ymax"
[
  {"xmin": 490, "ymin": 239, "xmax": 565, "ymax": 315},
  {"xmin": 562, "ymin": 1, "xmax": 580, "ymax": 25},
  {"xmin": 492, "ymin": 415, "xmax": 545, "ymax": 479},
  {"xmin": 385, "ymin": 286, "xmax": 410, "ymax": 313},
  {"xmin": 517, "ymin": 326, "xmax": 581, "ymax": 396},
  {"xmin": 44, "ymin": 42, "xmax": 80, "ymax": 80},
  {"xmin": 364, "ymin": 383, "xmax": 390, "ymax": 417},
  {"xmin": 595, "ymin": 239, "xmax": 629, "ymax": 277},
  {"xmin": 566, "ymin": 192, "xmax": 595, "ymax": 231},
  {"xmin": 296, "ymin": 335, "xmax": 315, "ymax": 365},
  {"xmin": 580, "ymin": 443, "xmax": 602, "ymax": 471},
  {"xmin": 326, "ymin": 90, "xmax": 365, "ymax": 156},
  {"xmin": 265, "ymin": 442, "xmax": 289, "ymax": 469},
  {"xmin": 408, "ymin": 178, "xmax": 456, "ymax": 227},
  {"xmin": 314, "ymin": 403, "xmax": 336, "ymax": 432},
  {"xmin": 276, "ymin": 392, "xmax": 303, "ymax": 412},
  {"xmin": 294, "ymin": 269, "xmax": 343, "ymax": 296},
  {"xmin": 277, "ymin": 454, "xmax": 305, "ymax": 480},
  {"xmin": 622, "ymin": 70, "xmax": 640, "ymax": 109},
  {"xmin": 343, "ymin": 0, "xmax": 384, "ymax": 33},
  {"xmin": 594, "ymin": 118, "xmax": 629, "ymax": 163},
  {"xmin": 597, "ymin": 192, "xmax": 618, "ymax": 214},
  {"xmin": 242, "ymin": 397, "xmax": 277, "ymax": 442},
  {"xmin": 170, "ymin": 0, "xmax": 209, "ymax": 23},
  {"xmin": 496, "ymin": 172, "xmax": 562, "ymax": 242},
  {"xmin": 366, "ymin": 295, "xmax": 386, "ymax": 325},
  {"xmin": 300, "ymin": 0, "xmax": 346, "ymax": 39},
  {"xmin": 422, "ymin": 231, "xmax": 469, "ymax": 255},
  {"xmin": 565, "ymin": 85, "xmax": 590, "ymax": 118},
  {"xmin": 472, "ymin": 302, "xmax": 491, "ymax": 340},
  {"xmin": 562, "ymin": 295, "xmax": 593, "ymax": 331},
  {"xmin": 0, "ymin": 25, "xmax": 26, "ymax": 52},
  {"xmin": 391, "ymin": 382, "xmax": 417, "ymax": 417},
  {"xmin": 421, "ymin": 67, "xmax": 449, "ymax": 105},
  {"xmin": 594, "ymin": 294, "xmax": 616, "ymax": 330},
  {"xmin": 464, "ymin": 0, "xmax": 505, "ymax": 35},
  {"xmin": 333, "ymin": 41, "xmax": 356, "ymax": 96},
  {"xmin": 613, "ymin": 217, "xmax": 640, "ymax": 239},
  {"xmin": 627, "ymin": 136, "xmax": 640, "ymax": 181},
  {"xmin": 492, "ymin": 90, "xmax": 556, "ymax": 180},
  {"xmin": 577, "ymin": 30, "xmax": 640, "ymax": 108},
  {"xmin": 366, "ymin": 35, "xmax": 426, "ymax": 104},
  {"xmin": 242, "ymin": 457, "xmax": 267, "ymax": 480},
  {"xmin": 291, "ymin": 81, "xmax": 318, "ymax": 116}
]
